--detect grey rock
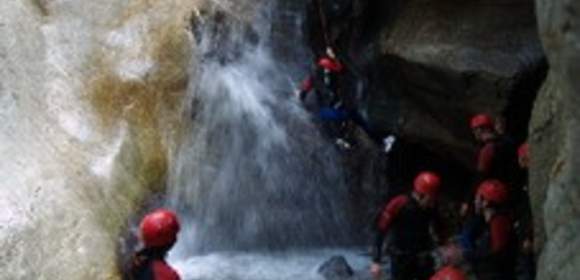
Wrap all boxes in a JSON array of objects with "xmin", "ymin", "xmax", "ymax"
[
  {"xmin": 371, "ymin": 0, "xmax": 546, "ymax": 166},
  {"xmin": 530, "ymin": 0, "xmax": 580, "ymax": 279},
  {"xmin": 318, "ymin": 256, "xmax": 355, "ymax": 280}
]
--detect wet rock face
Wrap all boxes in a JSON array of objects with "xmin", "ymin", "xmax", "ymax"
[
  {"xmin": 308, "ymin": 0, "xmax": 545, "ymax": 163},
  {"xmin": 370, "ymin": 0, "xmax": 546, "ymax": 166},
  {"xmin": 305, "ymin": 0, "xmax": 547, "ymax": 241},
  {"xmin": 0, "ymin": 0, "xmax": 200, "ymax": 279},
  {"xmin": 531, "ymin": 0, "xmax": 580, "ymax": 279}
]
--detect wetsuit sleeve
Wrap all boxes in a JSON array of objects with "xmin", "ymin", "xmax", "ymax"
[
  {"xmin": 330, "ymin": 59, "xmax": 344, "ymax": 72},
  {"xmin": 490, "ymin": 215, "xmax": 511, "ymax": 253},
  {"xmin": 462, "ymin": 143, "xmax": 497, "ymax": 204},
  {"xmin": 431, "ymin": 209, "xmax": 447, "ymax": 244},
  {"xmin": 153, "ymin": 261, "xmax": 181, "ymax": 280},
  {"xmin": 299, "ymin": 76, "xmax": 313, "ymax": 100},
  {"xmin": 372, "ymin": 195, "xmax": 409, "ymax": 262},
  {"xmin": 477, "ymin": 143, "xmax": 495, "ymax": 175}
]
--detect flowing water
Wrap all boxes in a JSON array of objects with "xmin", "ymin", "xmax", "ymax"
[
  {"xmin": 166, "ymin": 1, "xmax": 363, "ymax": 279},
  {"xmin": 170, "ymin": 249, "xmax": 370, "ymax": 280}
]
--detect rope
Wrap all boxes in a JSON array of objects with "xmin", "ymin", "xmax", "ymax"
[{"xmin": 315, "ymin": 0, "xmax": 332, "ymax": 48}]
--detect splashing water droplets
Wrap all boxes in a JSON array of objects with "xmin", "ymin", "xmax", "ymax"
[{"xmin": 166, "ymin": 2, "xmax": 357, "ymax": 279}]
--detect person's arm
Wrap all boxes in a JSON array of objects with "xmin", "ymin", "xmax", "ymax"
[
  {"xmin": 372, "ymin": 195, "xmax": 408, "ymax": 263},
  {"xmin": 372, "ymin": 231, "xmax": 387, "ymax": 263}
]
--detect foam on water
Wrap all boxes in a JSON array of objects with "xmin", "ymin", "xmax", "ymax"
[{"xmin": 170, "ymin": 248, "xmax": 369, "ymax": 280}]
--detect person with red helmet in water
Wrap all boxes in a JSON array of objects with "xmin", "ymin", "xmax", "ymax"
[
  {"xmin": 457, "ymin": 179, "xmax": 517, "ymax": 280},
  {"xmin": 370, "ymin": 171, "xmax": 445, "ymax": 280},
  {"xmin": 128, "ymin": 209, "xmax": 181, "ymax": 280},
  {"xmin": 430, "ymin": 266, "xmax": 467, "ymax": 280}
]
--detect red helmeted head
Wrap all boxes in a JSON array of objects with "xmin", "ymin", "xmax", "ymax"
[
  {"xmin": 430, "ymin": 266, "xmax": 467, "ymax": 280},
  {"xmin": 518, "ymin": 142, "xmax": 530, "ymax": 168},
  {"xmin": 470, "ymin": 114, "xmax": 494, "ymax": 129},
  {"xmin": 413, "ymin": 171, "xmax": 442, "ymax": 197},
  {"xmin": 140, "ymin": 209, "xmax": 180, "ymax": 248},
  {"xmin": 477, "ymin": 179, "xmax": 509, "ymax": 204},
  {"xmin": 518, "ymin": 142, "xmax": 529, "ymax": 160},
  {"xmin": 317, "ymin": 57, "xmax": 344, "ymax": 72}
]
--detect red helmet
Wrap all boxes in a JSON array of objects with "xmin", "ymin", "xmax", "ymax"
[
  {"xmin": 470, "ymin": 114, "xmax": 494, "ymax": 129},
  {"xmin": 430, "ymin": 266, "xmax": 467, "ymax": 280},
  {"xmin": 414, "ymin": 171, "xmax": 441, "ymax": 197},
  {"xmin": 518, "ymin": 142, "xmax": 529, "ymax": 159},
  {"xmin": 140, "ymin": 209, "xmax": 180, "ymax": 248},
  {"xmin": 318, "ymin": 57, "xmax": 344, "ymax": 72},
  {"xmin": 477, "ymin": 179, "xmax": 508, "ymax": 204}
]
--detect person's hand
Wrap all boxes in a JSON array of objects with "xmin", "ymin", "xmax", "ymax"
[
  {"xmin": 460, "ymin": 203, "xmax": 470, "ymax": 217},
  {"xmin": 326, "ymin": 47, "xmax": 336, "ymax": 59},
  {"xmin": 439, "ymin": 244, "xmax": 463, "ymax": 265},
  {"xmin": 370, "ymin": 262, "xmax": 382, "ymax": 279},
  {"xmin": 382, "ymin": 135, "xmax": 396, "ymax": 154},
  {"xmin": 294, "ymin": 89, "xmax": 301, "ymax": 99}
]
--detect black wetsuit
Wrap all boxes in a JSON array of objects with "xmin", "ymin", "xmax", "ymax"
[{"xmin": 373, "ymin": 194, "xmax": 436, "ymax": 280}]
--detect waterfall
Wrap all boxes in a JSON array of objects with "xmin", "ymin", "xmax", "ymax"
[{"xmin": 167, "ymin": 0, "xmax": 353, "ymax": 259}]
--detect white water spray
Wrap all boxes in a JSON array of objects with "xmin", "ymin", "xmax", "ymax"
[{"xmin": 166, "ymin": 2, "xmax": 361, "ymax": 279}]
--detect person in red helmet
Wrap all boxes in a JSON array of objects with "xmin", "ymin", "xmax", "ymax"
[
  {"xmin": 128, "ymin": 209, "xmax": 181, "ymax": 280},
  {"xmin": 370, "ymin": 171, "xmax": 444, "ymax": 280},
  {"xmin": 517, "ymin": 143, "xmax": 529, "ymax": 168},
  {"xmin": 461, "ymin": 113, "xmax": 518, "ymax": 217},
  {"xmin": 430, "ymin": 266, "xmax": 467, "ymax": 280},
  {"xmin": 471, "ymin": 113, "xmax": 519, "ymax": 183},
  {"xmin": 296, "ymin": 47, "xmax": 380, "ymax": 150},
  {"xmin": 459, "ymin": 180, "xmax": 517, "ymax": 280},
  {"xmin": 513, "ymin": 142, "xmax": 535, "ymax": 280}
]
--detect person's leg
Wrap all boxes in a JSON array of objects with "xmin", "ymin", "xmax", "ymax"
[
  {"xmin": 347, "ymin": 109, "xmax": 370, "ymax": 132},
  {"xmin": 317, "ymin": 107, "xmax": 344, "ymax": 138}
]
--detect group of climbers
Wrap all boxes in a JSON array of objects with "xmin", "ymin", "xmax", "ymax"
[
  {"xmin": 126, "ymin": 2, "xmax": 535, "ymax": 278},
  {"xmin": 127, "ymin": 114, "xmax": 533, "ymax": 280},
  {"xmin": 297, "ymin": 13, "xmax": 531, "ymax": 279},
  {"xmin": 369, "ymin": 114, "xmax": 533, "ymax": 280}
]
